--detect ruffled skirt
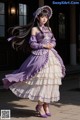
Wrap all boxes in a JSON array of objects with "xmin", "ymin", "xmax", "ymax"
[{"xmin": 9, "ymin": 50, "xmax": 63, "ymax": 103}]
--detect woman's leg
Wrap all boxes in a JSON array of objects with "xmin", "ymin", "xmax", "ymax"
[
  {"xmin": 37, "ymin": 100, "xmax": 45, "ymax": 115},
  {"xmin": 43, "ymin": 102, "xmax": 51, "ymax": 116},
  {"xmin": 36, "ymin": 100, "xmax": 47, "ymax": 117}
]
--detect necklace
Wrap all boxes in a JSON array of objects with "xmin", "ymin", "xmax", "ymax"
[{"xmin": 39, "ymin": 25, "xmax": 50, "ymax": 39}]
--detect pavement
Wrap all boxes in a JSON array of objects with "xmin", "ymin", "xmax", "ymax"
[{"xmin": 0, "ymin": 66, "xmax": 80, "ymax": 120}]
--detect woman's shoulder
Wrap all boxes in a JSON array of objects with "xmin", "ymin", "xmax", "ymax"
[
  {"xmin": 31, "ymin": 27, "xmax": 38, "ymax": 35},
  {"xmin": 32, "ymin": 27, "xmax": 38, "ymax": 31}
]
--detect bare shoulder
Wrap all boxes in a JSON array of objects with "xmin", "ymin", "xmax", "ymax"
[
  {"xmin": 32, "ymin": 27, "xmax": 37, "ymax": 32},
  {"xmin": 31, "ymin": 27, "xmax": 38, "ymax": 35},
  {"xmin": 32, "ymin": 27, "xmax": 38, "ymax": 31}
]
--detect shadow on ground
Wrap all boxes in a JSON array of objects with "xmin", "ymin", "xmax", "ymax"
[
  {"xmin": 0, "ymin": 74, "xmax": 80, "ymax": 118},
  {"xmin": 0, "ymin": 89, "xmax": 38, "ymax": 118}
]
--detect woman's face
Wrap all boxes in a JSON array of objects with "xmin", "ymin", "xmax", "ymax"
[{"xmin": 38, "ymin": 16, "xmax": 48, "ymax": 25}]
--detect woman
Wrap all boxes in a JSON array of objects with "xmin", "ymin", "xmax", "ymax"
[{"xmin": 2, "ymin": 6, "xmax": 65, "ymax": 118}]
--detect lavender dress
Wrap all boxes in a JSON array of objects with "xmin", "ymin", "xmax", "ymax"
[{"xmin": 2, "ymin": 26, "xmax": 65, "ymax": 103}]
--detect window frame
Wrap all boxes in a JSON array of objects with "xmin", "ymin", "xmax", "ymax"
[{"xmin": 0, "ymin": 2, "xmax": 5, "ymax": 37}]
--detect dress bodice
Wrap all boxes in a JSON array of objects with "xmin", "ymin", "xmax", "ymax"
[
  {"xmin": 29, "ymin": 26, "xmax": 56, "ymax": 55},
  {"xmin": 36, "ymin": 26, "xmax": 53, "ymax": 44}
]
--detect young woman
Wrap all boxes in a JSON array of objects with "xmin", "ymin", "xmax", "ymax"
[{"xmin": 2, "ymin": 6, "xmax": 65, "ymax": 118}]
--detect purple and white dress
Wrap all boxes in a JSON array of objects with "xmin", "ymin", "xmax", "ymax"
[{"xmin": 2, "ymin": 26, "xmax": 65, "ymax": 103}]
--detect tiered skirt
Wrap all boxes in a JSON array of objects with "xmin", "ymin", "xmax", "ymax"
[{"xmin": 9, "ymin": 50, "xmax": 63, "ymax": 103}]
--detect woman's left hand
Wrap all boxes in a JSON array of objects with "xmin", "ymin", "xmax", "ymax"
[
  {"xmin": 47, "ymin": 43, "xmax": 53, "ymax": 49},
  {"xmin": 43, "ymin": 43, "xmax": 53, "ymax": 49}
]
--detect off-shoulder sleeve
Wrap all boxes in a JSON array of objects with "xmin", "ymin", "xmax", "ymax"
[
  {"xmin": 29, "ymin": 35, "xmax": 44, "ymax": 49},
  {"xmin": 50, "ymin": 36, "xmax": 56, "ymax": 47}
]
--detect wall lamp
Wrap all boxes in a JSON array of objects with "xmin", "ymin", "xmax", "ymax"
[{"xmin": 11, "ymin": 7, "xmax": 16, "ymax": 14}]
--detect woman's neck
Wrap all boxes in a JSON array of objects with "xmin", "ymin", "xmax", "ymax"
[{"xmin": 39, "ymin": 23, "xmax": 45, "ymax": 27}]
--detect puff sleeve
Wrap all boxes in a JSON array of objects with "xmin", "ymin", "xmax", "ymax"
[{"xmin": 29, "ymin": 35, "xmax": 44, "ymax": 49}]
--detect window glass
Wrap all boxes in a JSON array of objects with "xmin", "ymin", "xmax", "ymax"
[
  {"xmin": 19, "ymin": 16, "xmax": 23, "ymax": 26},
  {"xmin": 0, "ymin": 15, "xmax": 5, "ymax": 25},
  {"xmin": 24, "ymin": 4, "xmax": 27, "ymax": 15},
  {"xmin": 19, "ymin": 4, "xmax": 27, "ymax": 26},
  {"xmin": 0, "ymin": 26, "xmax": 5, "ymax": 36},
  {"xmin": 0, "ymin": 2, "xmax": 5, "ymax": 37},
  {"xmin": 0, "ymin": 3, "xmax": 4, "ymax": 14},
  {"xmin": 24, "ymin": 16, "xmax": 27, "ymax": 25},
  {"xmin": 19, "ymin": 4, "xmax": 24, "ymax": 15}
]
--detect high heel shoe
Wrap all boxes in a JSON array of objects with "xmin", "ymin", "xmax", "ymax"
[
  {"xmin": 35, "ymin": 104, "xmax": 47, "ymax": 118},
  {"xmin": 43, "ymin": 103, "xmax": 51, "ymax": 116},
  {"xmin": 46, "ymin": 112, "xmax": 51, "ymax": 116}
]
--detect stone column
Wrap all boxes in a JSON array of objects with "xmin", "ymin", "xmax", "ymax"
[
  {"xmin": 39, "ymin": 0, "xmax": 44, "ymax": 7},
  {"xmin": 70, "ymin": 5, "xmax": 77, "ymax": 65}
]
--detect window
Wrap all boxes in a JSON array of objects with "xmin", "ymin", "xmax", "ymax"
[
  {"xmin": 58, "ymin": 13, "xmax": 65, "ymax": 39},
  {"xmin": 0, "ymin": 2, "xmax": 5, "ymax": 37},
  {"xmin": 19, "ymin": 4, "xmax": 27, "ymax": 26}
]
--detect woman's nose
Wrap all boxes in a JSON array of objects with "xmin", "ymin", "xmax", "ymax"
[{"xmin": 43, "ymin": 18, "xmax": 46, "ymax": 20}]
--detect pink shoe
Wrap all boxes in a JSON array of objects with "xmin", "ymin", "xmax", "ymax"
[{"xmin": 35, "ymin": 105, "xmax": 47, "ymax": 118}]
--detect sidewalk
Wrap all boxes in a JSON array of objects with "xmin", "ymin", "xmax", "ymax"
[{"xmin": 0, "ymin": 74, "xmax": 80, "ymax": 120}]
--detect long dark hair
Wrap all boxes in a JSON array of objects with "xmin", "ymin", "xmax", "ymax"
[{"xmin": 8, "ymin": 9, "xmax": 53, "ymax": 52}]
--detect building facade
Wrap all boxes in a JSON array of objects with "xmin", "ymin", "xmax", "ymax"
[{"xmin": 0, "ymin": 0, "xmax": 80, "ymax": 71}]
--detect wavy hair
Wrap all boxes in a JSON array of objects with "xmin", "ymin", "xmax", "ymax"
[{"xmin": 8, "ymin": 9, "xmax": 53, "ymax": 52}]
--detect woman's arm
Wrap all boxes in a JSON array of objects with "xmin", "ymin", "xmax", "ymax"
[{"xmin": 29, "ymin": 27, "xmax": 44, "ymax": 49}]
